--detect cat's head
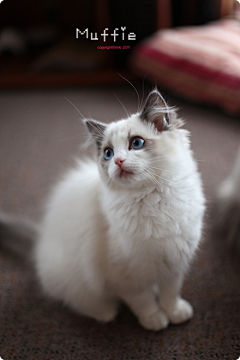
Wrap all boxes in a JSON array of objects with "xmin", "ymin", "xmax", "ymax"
[{"xmin": 84, "ymin": 89, "xmax": 185, "ymax": 189}]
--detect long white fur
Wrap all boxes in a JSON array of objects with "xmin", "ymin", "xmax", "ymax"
[{"xmin": 35, "ymin": 108, "xmax": 205, "ymax": 331}]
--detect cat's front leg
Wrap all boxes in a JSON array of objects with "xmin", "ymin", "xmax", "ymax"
[
  {"xmin": 120, "ymin": 289, "xmax": 169, "ymax": 331},
  {"xmin": 159, "ymin": 271, "xmax": 193, "ymax": 324}
]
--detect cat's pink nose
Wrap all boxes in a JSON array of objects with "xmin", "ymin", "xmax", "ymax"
[{"xmin": 115, "ymin": 158, "xmax": 125, "ymax": 168}]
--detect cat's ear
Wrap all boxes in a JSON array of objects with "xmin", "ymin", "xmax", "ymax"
[
  {"xmin": 140, "ymin": 90, "xmax": 170, "ymax": 132},
  {"xmin": 84, "ymin": 119, "xmax": 107, "ymax": 149}
]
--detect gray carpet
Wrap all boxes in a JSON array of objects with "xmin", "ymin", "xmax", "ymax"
[{"xmin": 0, "ymin": 86, "xmax": 240, "ymax": 359}]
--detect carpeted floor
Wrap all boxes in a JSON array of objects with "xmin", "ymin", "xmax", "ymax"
[{"xmin": 0, "ymin": 86, "xmax": 240, "ymax": 360}]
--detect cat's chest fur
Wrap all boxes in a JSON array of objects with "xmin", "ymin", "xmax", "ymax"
[
  {"xmin": 100, "ymin": 175, "xmax": 200, "ymax": 265},
  {"xmin": 98, "ymin": 177, "xmax": 202, "ymax": 294},
  {"xmin": 102, "ymin": 185, "xmax": 166, "ymax": 239}
]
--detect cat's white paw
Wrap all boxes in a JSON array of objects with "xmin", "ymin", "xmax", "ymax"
[
  {"xmin": 83, "ymin": 300, "xmax": 118, "ymax": 323},
  {"xmin": 165, "ymin": 298, "xmax": 193, "ymax": 324},
  {"xmin": 93, "ymin": 304, "xmax": 118, "ymax": 323},
  {"xmin": 139, "ymin": 309, "xmax": 169, "ymax": 331}
]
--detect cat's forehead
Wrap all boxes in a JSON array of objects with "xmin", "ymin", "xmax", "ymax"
[{"xmin": 105, "ymin": 114, "xmax": 151, "ymax": 142}]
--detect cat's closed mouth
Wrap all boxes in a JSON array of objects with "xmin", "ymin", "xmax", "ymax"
[{"xmin": 119, "ymin": 168, "xmax": 133, "ymax": 178}]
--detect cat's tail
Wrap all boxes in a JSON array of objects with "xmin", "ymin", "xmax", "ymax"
[{"xmin": 0, "ymin": 213, "xmax": 38, "ymax": 259}]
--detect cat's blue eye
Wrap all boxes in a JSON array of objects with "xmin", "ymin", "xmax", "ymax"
[
  {"xmin": 104, "ymin": 148, "xmax": 114, "ymax": 160},
  {"xmin": 131, "ymin": 137, "xmax": 145, "ymax": 150}
]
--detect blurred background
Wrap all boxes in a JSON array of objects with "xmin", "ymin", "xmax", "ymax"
[{"xmin": 0, "ymin": 0, "xmax": 235, "ymax": 87}]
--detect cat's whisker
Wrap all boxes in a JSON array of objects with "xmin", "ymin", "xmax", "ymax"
[
  {"xmin": 140, "ymin": 74, "xmax": 147, "ymax": 110},
  {"xmin": 105, "ymin": 174, "xmax": 112, "ymax": 187},
  {"xmin": 92, "ymin": 124, "xmax": 105, "ymax": 137},
  {"xmin": 149, "ymin": 207, "xmax": 159, "ymax": 217},
  {"xmin": 85, "ymin": 177, "xmax": 99, "ymax": 188},
  {"xmin": 65, "ymin": 98, "xmax": 85, "ymax": 119},
  {"xmin": 129, "ymin": 161, "xmax": 171, "ymax": 183},
  {"xmin": 150, "ymin": 156, "xmax": 166, "ymax": 162},
  {"xmin": 56, "ymin": 132, "xmax": 89, "ymax": 142},
  {"xmin": 146, "ymin": 167, "xmax": 178, "ymax": 188},
  {"xmin": 107, "ymin": 176, "xmax": 115, "ymax": 189},
  {"xmin": 114, "ymin": 93, "xmax": 130, "ymax": 118},
  {"xmin": 79, "ymin": 175, "xmax": 99, "ymax": 183},
  {"xmin": 148, "ymin": 165, "xmax": 178, "ymax": 175},
  {"xmin": 148, "ymin": 158, "xmax": 166, "ymax": 164},
  {"xmin": 117, "ymin": 73, "xmax": 140, "ymax": 113},
  {"xmin": 104, "ymin": 170, "xmax": 115, "ymax": 189},
  {"xmin": 144, "ymin": 169, "xmax": 162, "ymax": 188}
]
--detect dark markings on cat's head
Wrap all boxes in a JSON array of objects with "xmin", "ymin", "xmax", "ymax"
[
  {"xmin": 140, "ymin": 89, "xmax": 170, "ymax": 132},
  {"xmin": 84, "ymin": 119, "xmax": 107, "ymax": 154}
]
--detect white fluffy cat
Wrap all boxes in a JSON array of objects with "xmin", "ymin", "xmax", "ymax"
[{"xmin": 1, "ymin": 90, "xmax": 205, "ymax": 331}]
